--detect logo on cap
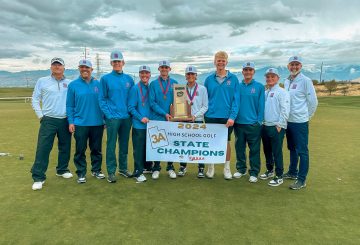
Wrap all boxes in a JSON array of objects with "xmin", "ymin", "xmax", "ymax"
[
  {"xmin": 143, "ymin": 66, "xmax": 146, "ymax": 70},
  {"xmin": 269, "ymin": 69, "xmax": 273, "ymax": 72},
  {"xmin": 189, "ymin": 67, "xmax": 192, "ymax": 71},
  {"xmin": 294, "ymin": 56, "xmax": 298, "ymax": 60},
  {"xmin": 114, "ymin": 53, "xmax": 119, "ymax": 58},
  {"xmin": 247, "ymin": 62, "xmax": 250, "ymax": 66},
  {"xmin": 83, "ymin": 60, "xmax": 87, "ymax": 64}
]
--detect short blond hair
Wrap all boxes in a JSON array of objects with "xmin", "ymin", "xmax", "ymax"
[{"xmin": 214, "ymin": 51, "xmax": 228, "ymax": 61}]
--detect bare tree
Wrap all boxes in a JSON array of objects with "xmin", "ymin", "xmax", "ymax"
[
  {"xmin": 324, "ymin": 80, "xmax": 338, "ymax": 95},
  {"xmin": 340, "ymin": 84, "xmax": 350, "ymax": 96}
]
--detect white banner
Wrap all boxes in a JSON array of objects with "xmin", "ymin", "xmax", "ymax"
[{"xmin": 146, "ymin": 120, "xmax": 227, "ymax": 164}]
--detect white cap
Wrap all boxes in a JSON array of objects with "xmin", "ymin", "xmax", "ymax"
[
  {"xmin": 185, "ymin": 65, "xmax": 197, "ymax": 74},
  {"xmin": 110, "ymin": 50, "xmax": 124, "ymax": 61},
  {"xmin": 242, "ymin": 61, "xmax": 255, "ymax": 69},
  {"xmin": 265, "ymin": 68, "xmax": 279, "ymax": 77},
  {"xmin": 158, "ymin": 60, "xmax": 170, "ymax": 67},
  {"xmin": 288, "ymin": 56, "xmax": 302, "ymax": 64},
  {"xmin": 78, "ymin": 59, "xmax": 92, "ymax": 68},
  {"xmin": 139, "ymin": 65, "xmax": 151, "ymax": 73},
  {"xmin": 51, "ymin": 57, "xmax": 65, "ymax": 66}
]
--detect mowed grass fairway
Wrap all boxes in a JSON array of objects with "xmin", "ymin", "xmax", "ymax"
[{"xmin": 0, "ymin": 94, "xmax": 359, "ymax": 244}]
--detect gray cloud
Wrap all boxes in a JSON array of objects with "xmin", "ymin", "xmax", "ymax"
[
  {"xmin": 146, "ymin": 32, "xmax": 211, "ymax": 43},
  {"xmin": 106, "ymin": 31, "xmax": 139, "ymax": 41},
  {"xmin": 155, "ymin": 0, "xmax": 301, "ymax": 29},
  {"xmin": 0, "ymin": 49, "xmax": 32, "ymax": 59}
]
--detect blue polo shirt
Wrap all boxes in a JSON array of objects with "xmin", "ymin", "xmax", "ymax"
[
  {"xmin": 98, "ymin": 70, "xmax": 134, "ymax": 119},
  {"xmin": 149, "ymin": 76, "xmax": 178, "ymax": 121},
  {"xmin": 204, "ymin": 71, "xmax": 240, "ymax": 120},
  {"xmin": 235, "ymin": 79, "xmax": 265, "ymax": 125},
  {"xmin": 66, "ymin": 76, "xmax": 104, "ymax": 126},
  {"xmin": 128, "ymin": 82, "xmax": 151, "ymax": 129}
]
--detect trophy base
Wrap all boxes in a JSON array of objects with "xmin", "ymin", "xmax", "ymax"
[{"xmin": 170, "ymin": 116, "xmax": 193, "ymax": 122}]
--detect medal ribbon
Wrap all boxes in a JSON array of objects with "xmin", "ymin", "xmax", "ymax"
[
  {"xmin": 158, "ymin": 77, "xmax": 170, "ymax": 97},
  {"xmin": 138, "ymin": 82, "xmax": 149, "ymax": 104},
  {"xmin": 186, "ymin": 83, "xmax": 198, "ymax": 103}
]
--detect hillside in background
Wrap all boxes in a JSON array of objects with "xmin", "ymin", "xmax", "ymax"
[{"xmin": 1, "ymin": 65, "xmax": 360, "ymax": 87}]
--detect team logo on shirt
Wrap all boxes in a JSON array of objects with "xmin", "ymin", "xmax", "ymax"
[
  {"xmin": 226, "ymin": 80, "xmax": 231, "ymax": 85},
  {"xmin": 292, "ymin": 84, "xmax": 297, "ymax": 89},
  {"xmin": 63, "ymin": 83, "xmax": 68, "ymax": 88},
  {"xmin": 126, "ymin": 82, "xmax": 131, "ymax": 88},
  {"xmin": 270, "ymin": 92, "xmax": 274, "ymax": 97},
  {"xmin": 94, "ymin": 87, "xmax": 99, "ymax": 93},
  {"xmin": 251, "ymin": 88, "xmax": 256, "ymax": 94}
]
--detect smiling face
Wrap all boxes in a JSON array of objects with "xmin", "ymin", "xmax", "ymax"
[
  {"xmin": 265, "ymin": 73, "xmax": 279, "ymax": 87},
  {"xmin": 288, "ymin": 61, "xmax": 302, "ymax": 76},
  {"xmin": 242, "ymin": 67, "xmax": 255, "ymax": 81},
  {"xmin": 79, "ymin": 65, "xmax": 93, "ymax": 80},
  {"xmin": 50, "ymin": 63, "xmax": 65, "ymax": 77},
  {"xmin": 158, "ymin": 66, "xmax": 171, "ymax": 78},
  {"xmin": 139, "ymin": 71, "xmax": 151, "ymax": 85},
  {"xmin": 214, "ymin": 58, "xmax": 228, "ymax": 71},
  {"xmin": 186, "ymin": 72, "xmax": 197, "ymax": 85},
  {"xmin": 111, "ymin": 60, "xmax": 125, "ymax": 72}
]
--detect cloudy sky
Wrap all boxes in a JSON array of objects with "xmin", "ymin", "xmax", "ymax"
[{"xmin": 0, "ymin": 0, "xmax": 359, "ymax": 74}]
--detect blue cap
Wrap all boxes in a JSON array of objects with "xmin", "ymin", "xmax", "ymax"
[
  {"xmin": 288, "ymin": 56, "xmax": 302, "ymax": 64},
  {"xmin": 51, "ymin": 57, "xmax": 65, "ymax": 66},
  {"xmin": 78, "ymin": 59, "xmax": 92, "ymax": 68},
  {"xmin": 139, "ymin": 65, "xmax": 151, "ymax": 73},
  {"xmin": 110, "ymin": 50, "xmax": 124, "ymax": 61},
  {"xmin": 159, "ymin": 60, "xmax": 170, "ymax": 67},
  {"xmin": 185, "ymin": 65, "xmax": 197, "ymax": 74},
  {"xmin": 265, "ymin": 68, "xmax": 279, "ymax": 77},
  {"xmin": 242, "ymin": 61, "xmax": 255, "ymax": 69}
]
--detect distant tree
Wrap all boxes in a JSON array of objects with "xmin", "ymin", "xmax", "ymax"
[
  {"xmin": 340, "ymin": 84, "xmax": 350, "ymax": 96},
  {"xmin": 324, "ymin": 80, "xmax": 338, "ymax": 95},
  {"xmin": 312, "ymin": 79, "xmax": 319, "ymax": 85}
]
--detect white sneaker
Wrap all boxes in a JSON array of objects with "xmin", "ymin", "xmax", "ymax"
[
  {"xmin": 233, "ymin": 171, "xmax": 247, "ymax": 179},
  {"xmin": 152, "ymin": 170, "xmax": 160, "ymax": 180},
  {"xmin": 223, "ymin": 162, "xmax": 232, "ymax": 180},
  {"xmin": 206, "ymin": 164, "xmax": 215, "ymax": 178},
  {"xmin": 168, "ymin": 170, "xmax": 177, "ymax": 179},
  {"xmin": 136, "ymin": 174, "xmax": 147, "ymax": 183},
  {"xmin": 56, "ymin": 172, "xmax": 73, "ymax": 179},
  {"xmin": 32, "ymin": 181, "xmax": 45, "ymax": 190},
  {"xmin": 249, "ymin": 176, "xmax": 258, "ymax": 183}
]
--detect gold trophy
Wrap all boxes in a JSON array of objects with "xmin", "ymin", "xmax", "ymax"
[{"xmin": 170, "ymin": 84, "xmax": 192, "ymax": 121}]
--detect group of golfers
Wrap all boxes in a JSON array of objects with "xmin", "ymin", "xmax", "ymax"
[{"xmin": 30, "ymin": 50, "xmax": 318, "ymax": 191}]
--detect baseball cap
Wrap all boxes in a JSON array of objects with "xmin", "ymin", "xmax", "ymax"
[
  {"xmin": 158, "ymin": 60, "xmax": 170, "ymax": 67},
  {"xmin": 110, "ymin": 50, "xmax": 124, "ymax": 61},
  {"xmin": 51, "ymin": 57, "xmax": 65, "ymax": 66},
  {"xmin": 78, "ymin": 59, "xmax": 92, "ymax": 68},
  {"xmin": 288, "ymin": 56, "xmax": 302, "ymax": 64},
  {"xmin": 242, "ymin": 61, "xmax": 255, "ymax": 69},
  {"xmin": 139, "ymin": 65, "xmax": 151, "ymax": 73},
  {"xmin": 185, "ymin": 65, "xmax": 197, "ymax": 74},
  {"xmin": 265, "ymin": 68, "xmax": 280, "ymax": 77}
]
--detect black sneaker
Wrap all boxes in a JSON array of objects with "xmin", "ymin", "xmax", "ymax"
[
  {"xmin": 268, "ymin": 176, "xmax": 283, "ymax": 187},
  {"xmin": 77, "ymin": 175, "xmax": 86, "ymax": 184},
  {"xmin": 118, "ymin": 170, "xmax": 133, "ymax": 178},
  {"xmin": 259, "ymin": 170, "xmax": 274, "ymax": 180},
  {"xmin": 107, "ymin": 173, "xmax": 117, "ymax": 183},
  {"xmin": 197, "ymin": 168, "xmax": 205, "ymax": 178},
  {"xmin": 178, "ymin": 166, "xmax": 187, "ymax": 177},
  {"xmin": 91, "ymin": 171, "xmax": 105, "ymax": 179},
  {"xmin": 283, "ymin": 172, "xmax": 298, "ymax": 180},
  {"xmin": 289, "ymin": 180, "xmax": 306, "ymax": 190}
]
